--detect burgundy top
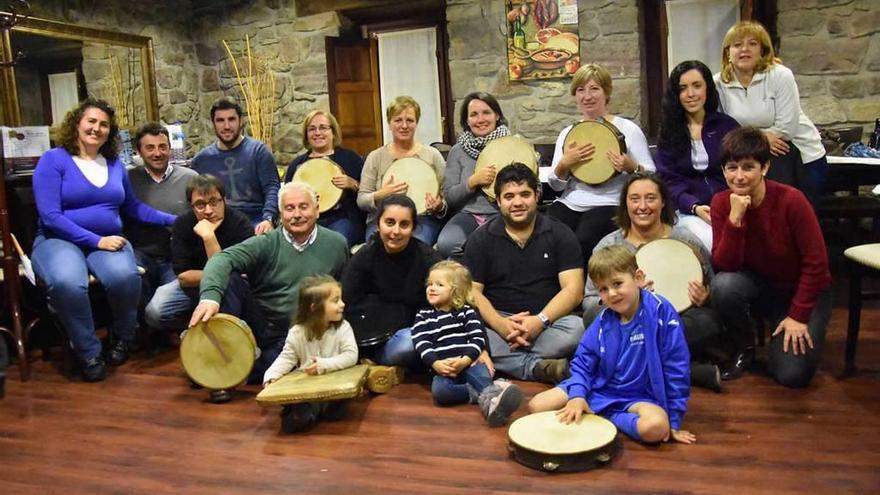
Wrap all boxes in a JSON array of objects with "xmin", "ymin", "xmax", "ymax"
[{"xmin": 711, "ymin": 180, "xmax": 831, "ymax": 322}]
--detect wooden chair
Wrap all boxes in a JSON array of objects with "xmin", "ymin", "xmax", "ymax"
[
  {"xmin": 0, "ymin": 237, "xmax": 40, "ymax": 381},
  {"xmin": 843, "ymin": 243, "xmax": 880, "ymax": 375}
]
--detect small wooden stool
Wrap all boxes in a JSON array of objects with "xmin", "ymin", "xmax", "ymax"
[{"xmin": 843, "ymin": 243, "xmax": 880, "ymax": 375}]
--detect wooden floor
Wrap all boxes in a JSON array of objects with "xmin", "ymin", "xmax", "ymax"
[{"xmin": 2, "ymin": 285, "xmax": 879, "ymax": 494}]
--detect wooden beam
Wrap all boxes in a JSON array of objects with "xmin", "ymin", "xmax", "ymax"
[{"xmin": 295, "ymin": 0, "xmax": 400, "ymax": 17}]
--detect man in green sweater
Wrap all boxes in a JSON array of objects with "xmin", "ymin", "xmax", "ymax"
[{"xmin": 189, "ymin": 180, "xmax": 348, "ymax": 382}]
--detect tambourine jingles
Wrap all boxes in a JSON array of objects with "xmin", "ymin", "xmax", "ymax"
[
  {"xmin": 474, "ymin": 135, "xmax": 539, "ymax": 201},
  {"xmin": 382, "ymin": 157, "xmax": 440, "ymax": 214},
  {"xmin": 563, "ymin": 120, "xmax": 627, "ymax": 185},
  {"xmin": 256, "ymin": 364, "xmax": 370, "ymax": 406},
  {"xmin": 508, "ymin": 411, "xmax": 619, "ymax": 473},
  {"xmin": 180, "ymin": 313, "xmax": 257, "ymax": 390},
  {"xmin": 291, "ymin": 158, "xmax": 345, "ymax": 213},
  {"xmin": 635, "ymin": 238, "xmax": 704, "ymax": 313}
]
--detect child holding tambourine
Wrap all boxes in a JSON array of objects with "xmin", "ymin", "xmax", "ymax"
[
  {"xmin": 528, "ymin": 246, "xmax": 695, "ymax": 444},
  {"xmin": 412, "ymin": 260, "xmax": 523, "ymax": 427},
  {"xmin": 263, "ymin": 275, "xmax": 358, "ymax": 433}
]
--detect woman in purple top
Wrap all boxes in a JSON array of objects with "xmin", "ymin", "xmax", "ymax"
[
  {"xmin": 32, "ymin": 99, "xmax": 176, "ymax": 382},
  {"xmin": 656, "ymin": 60, "xmax": 739, "ymax": 251}
]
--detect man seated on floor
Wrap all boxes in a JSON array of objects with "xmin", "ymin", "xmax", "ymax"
[
  {"xmin": 145, "ymin": 174, "xmax": 253, "ymax": 336},
  {"xmin": 189, "ymin": 180, "xmax": 348, "ymax": 396},
  {"xmin": 463, "ymin": 163, "xmax": 585, "ymax": 383},
  {"xmin": 125, "ymin": 123, "xmax": 197, "ymax": 325}
]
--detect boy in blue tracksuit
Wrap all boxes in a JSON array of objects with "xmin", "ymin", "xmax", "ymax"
[{"xmin": 529, "ymin": 245, "xmax": 695, "ymax": 444}]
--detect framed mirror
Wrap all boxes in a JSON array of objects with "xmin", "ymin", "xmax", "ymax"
[{"xmin": 0, "ymin": 12, "xmax": 158, "ymax": 127}]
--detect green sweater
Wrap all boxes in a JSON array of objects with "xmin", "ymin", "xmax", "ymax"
[{"xmin": 200, "ymin": 226, "xmax": 348, "ymax": 335}]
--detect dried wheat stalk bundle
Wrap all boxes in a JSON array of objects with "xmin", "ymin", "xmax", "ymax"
[{"xmin": 222, "ymin": 35, "xmax": 278, "ymax": 149}]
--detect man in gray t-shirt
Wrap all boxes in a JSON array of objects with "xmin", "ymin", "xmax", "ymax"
[{"xmin": 125, "ymin": 123, "xmax": 197, "ymax": 312}]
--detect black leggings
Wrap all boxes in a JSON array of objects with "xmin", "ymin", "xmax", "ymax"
[{"xmin": 548, "ymin": 202, "xmax": 618, "ymax": 261}]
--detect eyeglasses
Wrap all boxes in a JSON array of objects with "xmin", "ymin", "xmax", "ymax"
[
  {"xmin": 307, "ymin": 125, "xmax": 332, "ymax": 134},
  {"xmin": 191, "ymin": 198, "xmax": 223, "ymax": 211}
]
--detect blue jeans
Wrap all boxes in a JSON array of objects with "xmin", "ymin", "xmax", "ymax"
[
  {"xmin": 144, "ymin": 274, "xmax": 251, "ymax": 332},
  {"xmin": 711, "ymin": 271, "xmax": 833, "ymax": 388},
  {"xmin": 32, "ymin": 236, "xmax": 141, "ymax": 361},
  {"xmin": 134, "ymin": 250, "xmax": 176, "ymax": 318},
  {"xmin": 366, "ymin": 215, "xmax": 442, "ymax": 247},
  {"xmin": 487, "ymin": 314, "xmax": 585, "ymax": 381},
  {"xmin": 369, "ymin": 327, "xmax": 418, "ymax": 368},
  {"xmin": 436, "ymin": 211, "xmax": 497, "ymax": 260},
  {"xmin": 431, "ymin": 362, "xmax": 493, "ymax": 406}
]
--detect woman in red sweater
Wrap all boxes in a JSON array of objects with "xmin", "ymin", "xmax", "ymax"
[{"xmin": 710, "ymin": 127, "xmax": 831, "ymax": 387}]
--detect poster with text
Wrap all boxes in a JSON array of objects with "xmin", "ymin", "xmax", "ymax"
[{"xmin": 506, "ymin": 0, "xmax": 580, "ymax": 81}]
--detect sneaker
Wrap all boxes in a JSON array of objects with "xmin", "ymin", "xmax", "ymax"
[
  {"xmin": 108, "ymin": 340, "xmax": 130, "ymax": 366},
  {"xmin": 479, "ymin": 383, "xmax": 523, "ymax": 427},
  {"xmin": 209, "ymin": 389, "xmax": 232, "ymax": 404},
  {"xmin": 366, "ymin": 365, "xmax": 404, "ymax": 394},
  {"xmin": 81, "ymin": 357, "xmax": 107, "ymax": 382},
  {"xmin": 691, "ymin": 363, "xmax": 722, "ymax": 393},
  {"xmin": 533, "ymin": 358, "xmax": 570, "ymax": 384}
]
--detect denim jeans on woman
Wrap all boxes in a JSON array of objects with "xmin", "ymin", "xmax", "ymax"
[{"xmin": 32, "ymin": 235, "xmax": 141, "ymax": 361}]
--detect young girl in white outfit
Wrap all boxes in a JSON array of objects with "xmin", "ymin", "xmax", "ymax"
[{"xmin": 263, "ymin": 275, "xmax": 358, "ymax": 433}]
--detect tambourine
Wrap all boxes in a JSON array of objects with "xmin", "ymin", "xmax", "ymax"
[
  {"xmin": 508, "ymin": 411, "xmax": 619, "ymax": 473},
  {"xmin": 256, "ymin": 364, "xmax": 370, "ymax": 406},
  {"xmin": 563, "ymin": 120, "xmax": 627, "ymax": 185},
  {"xmin": 635, "ymin": 238, "xmax": 704, "ymax": 313},
  {"xmin": 180, "ymin": 313, "xmax": 257, "ymax": 390},
  {"xmin": 383, "ymin": 157, "xmax": 440, "ymax": 214},
  {"xmin": 475, "ymin": 135, "xmax": 539, "ymax": 201},
  {"xmin": 292, "ymin": 158, "xmax": 345, "ymax": 213}
]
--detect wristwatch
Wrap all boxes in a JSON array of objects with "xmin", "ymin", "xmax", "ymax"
[
  {"xmin": 690, "ymin": 203, "xmax": 700, "ymax": 215},
  {"xmin": 537, "ymin": 312, "xmax": 551, "ymax": 329}
]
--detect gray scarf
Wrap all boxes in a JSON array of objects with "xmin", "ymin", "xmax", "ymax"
[{"xmin": 457, "ymin": 124, "xmax": 511, "ymax": 160}]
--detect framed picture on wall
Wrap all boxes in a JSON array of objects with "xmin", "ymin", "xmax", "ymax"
[{"xmin": 506, "ymin": 0, "xmax": 580, "ymax": 81}]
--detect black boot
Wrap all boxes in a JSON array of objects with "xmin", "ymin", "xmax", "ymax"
[
  {"xmin": 82, "ymin": 357, "xmax": 107, "ymax": 382},
  {"xmin": 721, "ymin": 347, "xmax": 755, "ymax": 381},
  {"xmin": 691, "ymin": 363, "xmax": 722, "ymax": 392},
  {"xmin": 108, "ymin": 340, "xmax": 130, "ymax": 366}
]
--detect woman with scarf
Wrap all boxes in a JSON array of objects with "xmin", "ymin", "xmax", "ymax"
[{"xmin": 437, "ymin": 92, "xmax": 511, "ymax": 259}]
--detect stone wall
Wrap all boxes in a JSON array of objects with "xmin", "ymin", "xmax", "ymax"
[
  {"xmin": 190, "ymin": 2, "xmax": 342, "ymax": 165},
  {"xmin": 80, "ymin": 43, "xmax": 145, "ymax": 130},
  {"xmin": 778, "ymin": 0, "xmax": 880, "ymax": 138},
  {"xmin": 446, "ymin": 0, "xmax": 644, "ymax": 146}
]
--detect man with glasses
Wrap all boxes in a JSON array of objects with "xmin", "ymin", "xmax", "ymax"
[
  {"xmin": 126, "ymin": 123, "xmax": 198, "ymax": 329},
  {"xmin": 144, "ymin": 174, "xmax": 253, "ymax": 343},
  {"xmin": 192, "ymin": 98, "xmax": 279, "ymax": 235}
]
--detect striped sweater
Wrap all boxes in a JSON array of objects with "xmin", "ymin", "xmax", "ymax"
[{"xmin": 412, "ymin": 305, "xmax": 486, "ymax": 368}]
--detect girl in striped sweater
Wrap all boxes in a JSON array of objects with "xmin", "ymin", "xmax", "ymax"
[{"xmin": 412, "ymin": 261, "xmax": 523, "ymax": 426}]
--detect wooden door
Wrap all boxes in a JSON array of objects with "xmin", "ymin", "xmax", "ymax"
[{"xmin": 326, "ymin": 37, "xmax": 382, "ymax": 157}]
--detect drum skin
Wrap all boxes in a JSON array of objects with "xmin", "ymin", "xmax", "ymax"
[
  {"xmin": 383, "ymin": 157, "xmax": 440, "ymax": 214},
  {"xmin": 564, "ymin": 120, "xmax": 627, "ymax": 185},
  {"xmin": 475, "ymin": 135, "xmax": 539, "ymax": 200},
  {"xmin": 292, "ymin": 158, "xmax": 345, "ymax": 213},
  {"xmin": 256, "ymin": 364, "xmax": 370, "ymax": 406},
  {"xmin": 635, "ymin": 238, "xmax": 704, "ymax": 313},
  {"xmin": 180, "ymin": 313, "xmax": 256, "ymax": 390},
  {"xmin": 508, "ymin": 411, "xmax": 620, "ymax": 473}
]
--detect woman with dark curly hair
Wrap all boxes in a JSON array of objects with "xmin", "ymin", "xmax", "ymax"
[
  {"xmin": 656, "ymin": 60, "xmax": 739, "ymax": 250},
  {"xmin": 32, "ymin": 98, "xmax": 176, "ymax": 382}
]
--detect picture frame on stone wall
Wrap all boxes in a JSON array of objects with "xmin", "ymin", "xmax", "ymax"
[{"xmin": 506, "ymin": 0, "xmax": 580, "ymax": 82}]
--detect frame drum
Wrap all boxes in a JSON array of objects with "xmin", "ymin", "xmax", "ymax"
[
  {"xmin": 474, "ymin": 135, "xmax": 539, "ymax": 201},
  {"xmin": 291, "ymin": 158, "xmax": 345, "ymax": 213},
  {"xmin": 383, "ymin": 157, "xmax": 440, "ymax": 214},
  {"xmin": 180, "ymin": 313, "xmax": 257, "ymax": 390},
  {"xmin": 508, "ymin": 411, "xmax": 619, "ymax": 472},
  {"xmin": 563, "ymin": 120, "xmax": 627, "ymax": 185},
  {"xmin": 256, "ymin": 364, "xmax": 370, "ymax": 406},
  {"xmin": 635, "ymin": 238, "xmax": 704, "ymax": 313}
]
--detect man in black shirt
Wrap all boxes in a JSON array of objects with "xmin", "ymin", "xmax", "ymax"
[
  {"xmin": 463, "ymin": 164, "xmax": 585, "ymax": 382},
  {"xmin": 144, "ymin": 174, "xmax": 252, "ymax": 332}
]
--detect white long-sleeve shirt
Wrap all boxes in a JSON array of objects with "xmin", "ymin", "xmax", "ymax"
[
  {"xmin": 714, "ymin": 64, "xmax": 825, "ymax": 164},
  {"xmin": 262, "ymin": 320, "xmax": 358, "ymax": 384}
]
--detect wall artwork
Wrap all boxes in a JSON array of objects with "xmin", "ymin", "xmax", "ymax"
[{"xmin": 506, "ymin": 0, "xmax": 580, "ymax": 81}]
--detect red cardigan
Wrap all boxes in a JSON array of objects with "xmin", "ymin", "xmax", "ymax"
[{"xmin": 711, "ymin": 180, "xmax": 831, "ymax": 323}]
